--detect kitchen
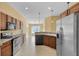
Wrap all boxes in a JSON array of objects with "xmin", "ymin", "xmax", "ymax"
[{"xmin": 0, "ymin": 2, "xmax": 79, "ymax": 56}]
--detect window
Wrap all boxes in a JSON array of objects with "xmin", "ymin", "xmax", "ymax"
[{"xmin": 32, "ymin": 25, "xmax": 40, "ymax": 34}]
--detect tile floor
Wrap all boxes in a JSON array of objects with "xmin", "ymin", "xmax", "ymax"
[{"xmin": 15, "ymin": 36, "xmax": 56, "ymax": 56}]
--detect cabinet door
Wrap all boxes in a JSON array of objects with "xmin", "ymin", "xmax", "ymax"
[
  {"xmin": 19, "ymin": 21, "xmax": 21, "ymax": 29},
  {"xmin": 16, "ymin": 20, "xmax": 19, "ymax": 29},
  {"xmin": 7, "ymin": 15, "xmax": 12, "ymax": 22},
  {"xmin": 44, "ymin": 36, "xmax": 49, "ymax": 46},
  {"xmin": 49, "ymin": 37, "xmax": 56, "ymax": 49},
  {"xmin": 5, "ymin": 45, "xmax": 12, "ymax": 56},
  {"xmin": 12, "ymin": 18, "xmax": 16, "ymax": 23},
  {"xmin": 0, "ymin": 47, "xmax": 1, "ymax": 56},
  {"xmin": 0, "ymin": 12, "xmax": 1, "ymax": 30},
  {"xmin": 0, "ymin": 13, "xmax": 7, "ymax": 30},
  {"xmin": 15, "ymin": 19, "xmax": 17, "ymax": 29},
  {"xmin": 18, "ymin": 21, "xmax": 21, "ymax": 29},
  {"xmin": 21, "ymin": 22, "xmax": 23, "ymax": 29},
  {"xmin": 1, "ymin": 41, "xmax": 12, "ymax": 56},
  {"xmin": 0, "ymin": 12, "xmax": 1, "ymax": 19}
]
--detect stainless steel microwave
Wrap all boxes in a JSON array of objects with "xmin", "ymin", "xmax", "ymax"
[{"xmin": 7, "ymin": 22, "xmax": 16, "ymax": 30}]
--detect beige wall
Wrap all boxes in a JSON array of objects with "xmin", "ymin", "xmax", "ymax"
[
  {"xmin": 0, "ymin": 2, "xmax": 28, "ymax": 35},
  {"xmin": 44, "ymin": 16, "xmax": 58, "ymax": 33}
]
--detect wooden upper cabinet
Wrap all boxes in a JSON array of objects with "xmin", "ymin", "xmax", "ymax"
[
  {"xmin": 7, "ymin": 15, "xmax": 12, "ymax": 22},
  {"xmin": 15, "ymin": 19, "xmax": 17, "ymax": 29},
  {"xmin": 16, "ymin": 20, "xmax": 20, "ymax": 29},
  {"xmin": 0, "ymin": 12, "xmax": 22, "ymax": 30},
  {"xmin": 12, "ymin": 18, "xmax": 16, "ymax": 23},
  {"xmin": 0, "ymin": 12, "xmax": 7, "ymax": 30},
  {"xmin": 70, "ymin": 3, "xmax": 79, "ymax": 14},
  {"xmin": 17, "ymin": 21, "xmax": 22, "ymax": 29},
  {"xmin": 11, "ymin": 17, "xmax": 13, "ymax": 22},
  {"xmin": 13, "ymin": 18, "xmax": 21, "ymax": 30},
  {"xmin": 21, "ymin": 22, "xmax": 23, "ymax": 29},
  {"xmin": 60, "ymin": 10, "xmax": 68, "ymax": 18},
  {"xmin": 7, "ymin": 15, "xmax": 14, "ymax": 23},
  {"xmin": 19, "ymin": 21, "xmax": 22, "ymax": 29},
  {"xmin": 0, "ymin": 12, "xmax": 1, "ymax": 30},
  {"xmin": 1, "ymin": 13, "xmax": 6, "ymax": 20},
  {"xmin": 0, "ymin": 12, "xmax": 1, "ymax": 19},
  {"xmin": 59, "ymin": 3, "xmax": 79, "ymax": 19}
]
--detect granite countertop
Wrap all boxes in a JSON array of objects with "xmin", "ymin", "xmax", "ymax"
[
  {"xmin": 35, "ymin": 32, "xmax": 56, "ymax": 36},
  {"xmin": 0, "ymin": 34, "xmax": 25, "ymax": 46}
]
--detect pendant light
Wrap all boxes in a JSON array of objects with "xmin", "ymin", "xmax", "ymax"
[
  {"xmin": 37, "ymin": 12, "xmax": 40, "ymax": 32},
  {"xmin": 67, "ymin": 2, "xmax": 70, "ymax": 15},
  {"xmin": 38, "ymin": 12, "xmax": 40, "ymax": 24}
]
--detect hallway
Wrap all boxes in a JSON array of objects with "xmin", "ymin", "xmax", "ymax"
[{"xmin": 15, "ymin": 36, "xmax": 56, "ymax": 56}]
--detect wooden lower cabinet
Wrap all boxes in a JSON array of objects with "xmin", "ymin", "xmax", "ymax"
[
  {"xmin": 44, "ymin": 35, "xmax": 56, "ymax": 49},
  {"xmin": 50, "ymin": 37, "xmax": 56, "ymax": 49},
  {"xmin": 0, "ymin": 12, "xmax": 7, "ymax": 30},
  {"xmin": 44, "ymin": 36, "xmax": 49, "ymax": 46},
  {"xmin": 1, "ymin": 41, "xmax": 12, "ymax": 56},
  {"xmin": 0, "ymin": 47, "xmax": 1, "ymax": 56}
]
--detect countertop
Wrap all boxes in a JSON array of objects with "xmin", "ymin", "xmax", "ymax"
[
  {"xmin": 35, "ymin": 32, "xmax": 56, "ymax": 36},
  {"xmin": 0, "ymin": 34, "xmax": 25, "ymax": 46}
]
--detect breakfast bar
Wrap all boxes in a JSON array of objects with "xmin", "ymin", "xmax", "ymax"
[{"xmin": 35, "ymin": 32, "xmax": 56, "ymax": 49}]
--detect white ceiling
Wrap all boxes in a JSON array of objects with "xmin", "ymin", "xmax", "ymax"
[{"xmin": 8, "ymin": 2, "xmax": 72, "ymax": 21}]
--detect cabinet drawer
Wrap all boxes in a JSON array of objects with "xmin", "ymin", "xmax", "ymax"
[{"xmin": 2, "ymin": 41, "xmax": 11, "ymax": 48}]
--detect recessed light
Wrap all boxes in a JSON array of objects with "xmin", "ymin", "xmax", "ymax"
[
  {"xmin": 25, "ymin": 7, "xmax": 28, "ymax": 10},
  {"xmin": 48, "ymin": 7, "xmax": 51, "ymax": 10}
]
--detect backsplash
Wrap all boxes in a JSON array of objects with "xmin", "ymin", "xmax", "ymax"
[{"xmin": 0, "ymin": 29, "xmax": 22, "ymax": 36}]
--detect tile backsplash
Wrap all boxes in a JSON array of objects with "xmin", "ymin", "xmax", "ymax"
[{"xmin": 0, "ymin": 29, "xmax": 22, "ymax": 36}]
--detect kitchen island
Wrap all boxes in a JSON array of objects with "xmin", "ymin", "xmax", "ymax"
[
  {"xmin": 0, "ymin": 34, "xmax": 25, "ymax": 56},
  {"xmin": 35, "ymin": 32, "xmax": 56, "ymax": 49}
]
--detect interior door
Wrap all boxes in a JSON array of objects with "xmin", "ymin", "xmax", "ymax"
[{"xmin": 62, "ymin": 14, "xmax": 76, "ymax": 56}]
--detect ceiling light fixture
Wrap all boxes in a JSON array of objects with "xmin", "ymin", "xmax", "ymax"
[
  {"xmin": 25, "ymin": 7, "xmax": 28, "ymax": 10},
  {"xmin": 48, "ymin": 7, "xmax": 51, "ymax": 10},
  {"xmin": 67, "ymin": 2, "xmax": 70, "ymax": 14}
]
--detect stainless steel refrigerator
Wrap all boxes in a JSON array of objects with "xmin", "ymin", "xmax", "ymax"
[{"xmin": 56, "ymin": 12, "xmax": 79, "ymax": 56}]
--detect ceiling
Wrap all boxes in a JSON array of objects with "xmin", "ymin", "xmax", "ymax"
[{"xmin": 8, "ymin": 2, "xmax": 72, "ymax": 21}]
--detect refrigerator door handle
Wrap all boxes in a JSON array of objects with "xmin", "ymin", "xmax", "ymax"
[{"xmin": 57, "ymin": 33, "xmax": 59, "ymax": 39}]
